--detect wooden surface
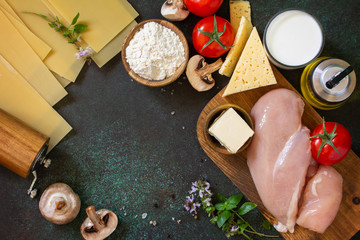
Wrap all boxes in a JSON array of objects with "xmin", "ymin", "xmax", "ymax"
[
  {"xmin": 196, "ymin": 66, "xmax": 360, "ymax": 240},
  {"xmin": 121, "ymin": 19, "xmax": 189, "ymax": 87}
]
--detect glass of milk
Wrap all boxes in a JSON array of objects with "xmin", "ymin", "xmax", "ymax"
[{"xmin": 263, "ymin": 9, "xmax": 324, "ymax": 70}]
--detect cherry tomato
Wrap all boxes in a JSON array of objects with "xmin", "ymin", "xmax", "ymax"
[
  {"xmin": 184, "ymin": 0, "xmax": 223, "ymax": 17},
  {"xmin": 192, "ymin": 16, "xmax": 235, "ymax": 58},
  {"xmin": 310, "ymin": 120, "xmax": 351, "ymax": 165}
]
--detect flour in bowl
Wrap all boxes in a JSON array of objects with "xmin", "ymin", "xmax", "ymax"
[{"xmin": 125, "ymin": 22, "xmax": 185, "ymax": 80}]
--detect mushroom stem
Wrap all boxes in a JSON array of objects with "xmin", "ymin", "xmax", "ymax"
[
  {"xmin": 86, "ymin": 206, "xmax": 105, "ymax": 231},
  {"xmin": 196, "ymin": 58, "xmax": 223, "ymax": 76},
  {"xmin": 54, "ymin": 197, "xmax": 66, "ymax": 210}
]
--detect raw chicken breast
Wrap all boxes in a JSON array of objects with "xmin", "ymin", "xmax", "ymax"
[
  {"xmin": 247, "ymin": 88, "xmax": 312, "ymax": 233},
  {"xmin": 297, "ymin": 165, "xmax": 343, "ymax": 233}
]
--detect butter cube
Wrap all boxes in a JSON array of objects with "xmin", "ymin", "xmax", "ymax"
[{"xmin": 208, "ymin": 108, "xmax": 254, "ymax": 153}]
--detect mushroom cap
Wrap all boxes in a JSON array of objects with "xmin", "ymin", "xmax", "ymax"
[
  {"xmin": 39, "ymin": 183, "xmax": 81, "ymax": 225},
  {"xmin": 161, "ymin": 0, "xmax": 189, "ymax": 21},
  {"xmin": 186, "ymin": 55, "xmax": 216, "ymax": 92},
  {"xmin": 80, "ymin": 209, "xmax": 118, "ymax": 240}
]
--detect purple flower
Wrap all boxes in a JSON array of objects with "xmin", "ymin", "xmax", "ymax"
[
  {"xmin": 184, "ymin": 195, "xmax": 201, "ymax": 214},
  {"xmin": 199, "ymin": 189, "xmax": 204, "ymax": 198},
  {"xmin": 203, "ymin": 198, "xmax": 212, "ymax": 207},
  {"xmin": 231, "ymin": 226, "xmax": 239, "ymax": 232},
  {"xmin": 205, "ymin": 181, "xmax": 210, "ymax": 190},
  {"xmin": 75, "ymin": 47, "xmax": 93, "ymax": 60},
  {"xmin": 189, "ymin": 185, "xmax": 197, "ymax": 194}
]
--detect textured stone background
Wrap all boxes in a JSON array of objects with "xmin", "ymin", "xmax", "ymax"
[{"xmin": 0, "ymin": 0, "xmax": 359, "ymax": 239}]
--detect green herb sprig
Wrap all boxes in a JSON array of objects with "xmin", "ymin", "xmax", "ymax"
[
  {"xmin": 184, "ymin": 180, "xmax": 278, "ymax": 239},
  {"xmin": 24, "ymin": 11, "xmax": 92, "ymax": 62}
]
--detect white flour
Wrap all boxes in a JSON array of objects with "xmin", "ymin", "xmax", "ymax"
[{"xmin": 126, "ymin": 22, "xmax": 185, "ymax": 80}]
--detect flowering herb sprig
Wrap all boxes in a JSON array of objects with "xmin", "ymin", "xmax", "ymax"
[
  {"xmin": 24, "ymin": 11, "xmax": 93, "ymax": 63},
  {"xmin": 184, "ymin": 180, "xmax": 278, "ymax": 239}
]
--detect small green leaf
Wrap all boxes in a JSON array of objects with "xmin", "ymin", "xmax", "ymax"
[
  {"xmin": 217, "ymin": 210, "xmax": 231, "ymax": 228},
  {"xmin": 238, "ymin": 202, "xmax": 257, "ymax": 215},
  {"xmin": 225, "ymin": 203, "xmax": 237, "ymax": 210},
  {"xmin": 239, "ymin": 223, "xmax": 249, "ymax": 233},
  {"xmin": 226, "ymin": 194, "xmax": 243, "ymax": 206},
  {"xmin": 68, "ymin": 38, "xmax": 77, "ymax": 43},
  {"xmin": 217, "ymin": 193, "xmax": 227, "ymax": 203},
  {"xmin": 71, "ymin": 12, "xmax": 80, "ymax": 25},
  {"xmin": 48, "ymin": 22, "xmax": 56, "ymax": 28},
  {"xmin": 210, "ymin": 216, "xmax": 218, "ymax": 224},
  {"xmin": 262, "ymin": 219, "xmax": 271, "ymax": 230},
  {"xmin": 23, "ymin": 11, "xmax": 48, "ymax": 19},
  {"xmin": 215, "ymin": 203, "xmax": 225, "ymax": 211},
  {"xmin": 63, "ymin": 31, "xmax": 71, "ymax": 37},
  {"xmin": 74, "ymin": 24, "xmax": 87, "ymax": 34},
  {"xmin": 205, "ymin": 206, "xmax": 215, "ymax": 213}
]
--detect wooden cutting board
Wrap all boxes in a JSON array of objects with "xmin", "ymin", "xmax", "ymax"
[{"xmin": 196, "ymin": 66, "xmax": 360, "ymax": 240}]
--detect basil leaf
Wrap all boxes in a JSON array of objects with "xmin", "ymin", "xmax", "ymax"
[
  {"xmin": 68, "ymin": 38, "xmax": 77, "ymax": 43},
  {"xmin": 216, "ymin": 193, "xmax": 227, "ymax": 203},
  {"xmin": 262, "ymin": 219, "xmax": 271, "ymax": 230},
  {"xmin": 74, "ymin": 24, "xmax": 87, "ymax": 34},
  {"xmin": 217, "ymin": 210, "xmax": 231, "ymax": 228},
  {"xmin": 239, "ymin": 223, "xmax": 249, "ymax": 233},
  {"xmin": 71, "ymin": 12, "xmax": 80, "ymax": 25},
  {"xmin": 238, "ymin": 202, "xmax": 257, "ymax": 215},
  {"xmin": 225, "ymin": 203, "xmax": 237, "ymax": 210},
  {"xmin": 226, "ymin": 194, "xmax": 243, "ymax": 206},
  {"xmin": 215, "ymin": 203, "xmax": 225, "ymax": 211}
]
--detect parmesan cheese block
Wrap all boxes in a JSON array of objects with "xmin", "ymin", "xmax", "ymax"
[
  {"xmin": 0, "ymin": 55, "xmax": 72, "ymax": 151},
  {"xmin": 0, "ymin": 9, "xmax": 67, "ymax": 106},
  {"xmin": 230, "ymin": 0, "xmax": 251, "ymax": 34},
  {"xmin": 208, "ymin": 107, "xmax": 254, "ymax": 154},
  {"xmin": 219, "ymin": 16, "xmax": 252, "ymax": 77},
  {"xmin": 223, "ymin": 27, "xmax": 277, "ymax": 97}
]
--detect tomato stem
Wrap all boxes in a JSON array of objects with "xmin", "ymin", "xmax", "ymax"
[
  {"xmin": 310, "ymin": 118, "xmax": 341, "ymax": 158},
  {"xmin": 197, "ymin": 15, "xmax": 233, "ymax": 52}
]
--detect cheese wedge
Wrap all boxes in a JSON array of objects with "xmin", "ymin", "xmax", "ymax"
[
  {"xmin": 219, "ymin": 16, "xmax": 252, "ymax": 77},
  {"xmin": 0, "ymin": 9, "xmax": 67, "ymax": 106},
  {"xmin": 230, "ymin": 0, "xmax": 251, "ymax": 34},
  {"xmin": 223, "ymin": 27, "xmax": 277, "ymax": 97},
  {"xmin": 0, "ymin": 55, "xmax": 72, "ymax": 151},
  {"xmin": 47, "ymin": 0, "xmax": 138, "ymax": 53}
]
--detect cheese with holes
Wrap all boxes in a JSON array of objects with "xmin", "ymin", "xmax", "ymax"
[
  {"xmin": 219, "ymin": 16, "xmax": 252, "ymax": 77},
  {"xmin": 0, "ymin": 6, "xmax": 51, "ymax": 60},
  {"xmin": 0, "ymin": 9, "xmax": 67, "ymax": 105},
  {"xmin": 0, "ymin": 55, "xmax": 71, "ymax": 151},
  {"xmin": 47, "ymin": 0, "xmax": 138, "ymax": 53},
  {"xmin": 208, "ymin": 108, "xmax": 254, "ymax": 154},
  {"xmin": 230, "ymin": 0, "xmax": 251, "ymax": 34},
  {"xmin": 223, "ymin": 27, "xmax": 277, "ymax": 97}
]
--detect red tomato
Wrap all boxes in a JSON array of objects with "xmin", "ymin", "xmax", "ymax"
[
  {"xmin": 310, "ymin": 120, "xmax": 351, "ymax": 165},
  {"xmin": 192, "ymin": 16, "xmax": 235, "ymax": 58},
  {"xmin": 184, "ymin": 0, "xmax": 223, "ymax": 17}
]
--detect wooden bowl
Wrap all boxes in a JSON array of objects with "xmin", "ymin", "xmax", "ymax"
[
  {"xmin": 121, "ymin": 19, "xmax": 189, "ymax": 87},
  {"xmin": 203, "ymin": 104, "xmax": 254, "ymax": 155}
]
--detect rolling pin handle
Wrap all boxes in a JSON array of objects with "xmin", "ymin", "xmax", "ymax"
[{"xmin": 27, "ymin": 171, "xmax": 38, "ymax": 199}]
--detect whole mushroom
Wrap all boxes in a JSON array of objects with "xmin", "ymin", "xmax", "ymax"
[
  {"xmin": 186, "ymin": 55, "xmax": 223, "ymax": 92},
  {"xmin": 80, "ymin": 206, "xmax": 118, "ymax": 240},
  {"xmin": 161, "ymin": 0, "xmax": 189, "ymax": 21},
  {"xmin": 39, "ymin": 183, "xmax": 81, "ymax": 225}
]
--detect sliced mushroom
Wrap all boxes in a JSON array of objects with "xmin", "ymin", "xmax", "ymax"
[
  {"xmin": 186, "ymin": 55, "xmax": 223, "ymax": 92},
  {"xmin": 39, "ymin": 183, "xmax": 81, "ymax": 225},
  {"xmin": 161, "ymin": 0, "xmax": 189, "ymax": 21},
  {"xmin": 80, "ymin": 206, "xmax": 118, "ymax": 240}
]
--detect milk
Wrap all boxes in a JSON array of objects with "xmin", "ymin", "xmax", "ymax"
[{"xmin": 264, "ymin": 10, "xmax": 323, "ymax": 68}]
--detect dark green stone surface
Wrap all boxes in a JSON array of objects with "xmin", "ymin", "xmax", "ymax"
[{"xmin": 0, "ymin": 0, "xmax": 359, "ymax": 239}]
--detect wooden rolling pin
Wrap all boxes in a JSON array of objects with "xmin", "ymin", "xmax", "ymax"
[{"xmin": 0, "ymin": 108, "xmax": 49, "ymax": 178}]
